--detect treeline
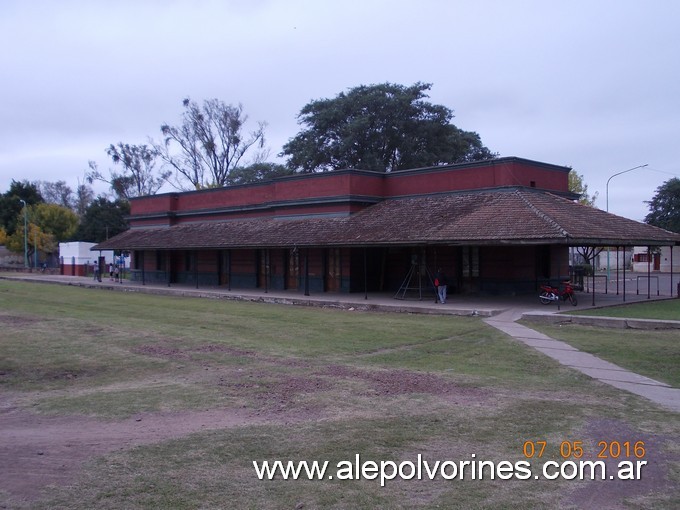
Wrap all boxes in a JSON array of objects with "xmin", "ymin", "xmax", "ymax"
[
  {"xmin": 1, "ymin": 82, "xmax": 499, "ymax": 260},
  {"xmin": 0, "ymin": 180, "xmax": 128, "ymax": 262},
  {"xmin": 86, "ymin": 82, "xmax": 496, "ymax": 195}
]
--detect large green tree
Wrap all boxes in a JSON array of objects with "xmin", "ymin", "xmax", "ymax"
[
  {"xmin": 645, "ymin": 177, "xmax": 680, "ymax": 233},
  {"xmin": 281, "ymin": 82, "xmax": 496, "ymax": 173}
]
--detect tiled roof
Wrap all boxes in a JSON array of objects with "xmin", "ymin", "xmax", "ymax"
[{"xmin": 94, "ymin": 188, "xmax": 680, "ymax": 251}]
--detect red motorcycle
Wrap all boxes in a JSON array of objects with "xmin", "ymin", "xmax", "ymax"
[{"xmin": 539, "ymin": 280, "xmax": 578, "ymax": 306}]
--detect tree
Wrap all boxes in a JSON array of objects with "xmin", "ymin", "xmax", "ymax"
[
  {"xmin": 38, "ymin": 180, "xmax": 75, "ymax": 209},
  {"xmin": 156, "ymin": 98, "xmax": 267, "ymax": 189},
  {"xmin": 73, "ymin": 197, "xmax": 130, "ymax": 243},
  {"xmin": 3, "ymin": 203, "xmax": 78, "ymax": 259},
  {"xmin": 32, "ymin": 203, "xmax": 79, "ymax": 242},
  {"xmin": 0, "ymin": 180, "xmax": 43, "ymax": 235},
  {"xmin": 281, "ymin": 82, "xmax": 496, "ymax": 173},
  {"xmin": 5, "ymin": 222, "xmax": 53, "ymax": 260},
  {"xmin": 227, "ymin": 162, "xmax": 295, "ymax": 186},
  {"xmin": 74, "ymin": 181, "xmax": 95, "ymax": 218},
  {"xmin": 645, "ymin": 177, "xmax": 680, "ymax": 233},
  {"xmin": 87, "ymin": 143, "xmax": 169, "ymax": 200},
  {"xmin": 569, "ymin": 171, "xmax": 598, "ymax": 207}
]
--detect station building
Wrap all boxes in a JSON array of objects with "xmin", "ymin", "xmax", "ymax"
[{"xmin": 94, "ymin": 157, "xmax": 680, "ymax": 297}]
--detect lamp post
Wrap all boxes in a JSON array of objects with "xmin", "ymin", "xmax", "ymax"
[
  {"xmin": 19, "ymin": 199, "xmax": 28, "ymax": 268},
  {"xmin": 605, "ymin": 164, "xmax": 648, "ymax": 283}
]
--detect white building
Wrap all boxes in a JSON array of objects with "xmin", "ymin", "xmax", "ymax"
[
  {"xmin": 59, "ymin": 242, "xmax": 115, "ymax": 276},
  {"xmin": 632, "ymin": 246, "xmax": 679, "ymax": 272}
]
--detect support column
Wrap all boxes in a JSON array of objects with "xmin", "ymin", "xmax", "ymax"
[
  {"xmin": 141, "ymin": 251, "xmax": 146, "ymax": 286},
  {"xmin": 557, "ymin": 248, "xmax": 562, "ymax": 312},
  {"xmin": 591, "ymin": 253, "xmax": 596, "ymax": 307},
  {"xmin": 195, "ymin": 251, "xmax": 199, "ymax": 289},
  {"xmin": 304, "ymin": 249, "xmax": 309, "ymax": 297},
  {"xmin": 167, "ymin": 251, "xmax": 172, "ymax": 287},
  {"xmin": 623, "ymin": 249, "xmax": 626, "ymax": 302},
  {"xmin": 364, "ymin": 248, "xmax": 368, "ymax": 300},
  {"xmin": 227, "ymin": 250, "xmax": 232, "ymax": 291},
  {"xmin": 264, "ymin": 249, "xmax": 269, "ymax": 294},
  {"xmin": 647, "ymin": 246, "xmax": 651, "ymax": 299},
  {"xmin": 670, "ymin": 245, "xmax": 674, "ymax": 297},
  {"xmin": 615, "ymin": 246, "xmax": 619, "ymax": 295}
]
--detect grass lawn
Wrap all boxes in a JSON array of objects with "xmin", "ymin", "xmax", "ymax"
[
  {"xmin": 1, "ymin": 279, "xmax": 679, "ymax": 509},
  {"xmin": 564, "ymin": 298, "xmax": 680, "ymax": 321}
]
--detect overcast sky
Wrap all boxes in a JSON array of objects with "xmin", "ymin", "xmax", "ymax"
[{"xmin": 1, "ymin": 0, "xmax": 678, "ymax": 221}]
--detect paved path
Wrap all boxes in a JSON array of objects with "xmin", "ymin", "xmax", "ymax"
[{"xmin": 484, "ymin": 309, "xmax": 680, "ymax": 413}]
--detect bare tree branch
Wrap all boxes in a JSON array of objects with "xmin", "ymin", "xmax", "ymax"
[{"xmin": 155, "ymin": 98, "xmax": 267, "ymax": 189}]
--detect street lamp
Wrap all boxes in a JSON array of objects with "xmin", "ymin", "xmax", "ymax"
[
  {"xmin": 19, "ymin": 199, "xmax": 28, "ymax": 268},
  {"xmin": 606, "ymin": 164, "xmax": 648, "ymax": 213},
  {"xmin": 605, "ymin": 164, "xmax": 648, "ymax": 283}
]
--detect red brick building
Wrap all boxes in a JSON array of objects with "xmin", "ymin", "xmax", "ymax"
[{"xmin": 94, "ymin": 157, "xmax": 680, "ymax": 296}]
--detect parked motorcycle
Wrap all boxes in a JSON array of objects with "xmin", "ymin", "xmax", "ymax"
[{"xmin": 539, "ymin": 280, "xmax": 578, "ymax": 306}]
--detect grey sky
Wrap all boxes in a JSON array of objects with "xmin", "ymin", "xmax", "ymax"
[{"xmin": 1, "ymin": 0, "xmax": 678, "ymax": 221}]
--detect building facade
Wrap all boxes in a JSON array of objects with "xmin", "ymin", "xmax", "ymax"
[{"xmin": 95, "ymin": 157, "xmax": 680, "ymax": 297}]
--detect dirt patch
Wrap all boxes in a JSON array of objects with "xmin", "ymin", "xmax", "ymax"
[
  {"xmin": 0, "ymin": 404, "xmax": 307, "ymax": 505},
  {"xmin": 565, "ymin": 418, "xmax": 678, "ymax": 509},
  {"xmin": 217, "ymin": 369, "xmax": 332, "ymax": 417},
  {"xmin": 0, "ymin": 313, "xmax": 40, "ymax": 328},
  {"xmin": 132, "ymin": 342, "xmax": 256, "ymax": 361},
  {"xmin": 321, "ymin": 365, "xmax": 482, "ymax": 398},
  {"xmin": 0, "ymin": 362, "xmax": 484, "ymax": 504},
  {"xmin": 0, "ymin": 408, "xmax": 238, "ymax": 501}
]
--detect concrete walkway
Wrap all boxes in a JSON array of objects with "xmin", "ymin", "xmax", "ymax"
[
  {"xmin": 2, "ymin": 273, "xmax": 679, "ymax": 412},
  {"xmin": 484, "ymin": 309, "xmax": 680, "ymax": 413}
]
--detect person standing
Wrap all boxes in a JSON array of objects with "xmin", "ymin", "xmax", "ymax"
[
  {"xmin": 93, "ymin": 260, "xmax": 100, "ymax": 282},
  {"xmin": 109, "ymin": 262, "xmax": 114, "ymax": 281},
  {"xmin": 435, "ymin": 268, "xmax": 448, "ymax": 304}
]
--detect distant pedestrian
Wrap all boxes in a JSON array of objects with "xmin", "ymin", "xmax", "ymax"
[
  {"xmin": 109, "ymin": 263, "xmax": 114, "ymax": 281},
  {"xmin": 435, "ymin": 268, "xmax": 448, "ymax": 304},
  {"xmin": 114, "ymin": 264, "xmax": 120, "ymax": 282},
  {"xmin": 93, "ymin": 261, "xmax": 100, "ymax": 282}
]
